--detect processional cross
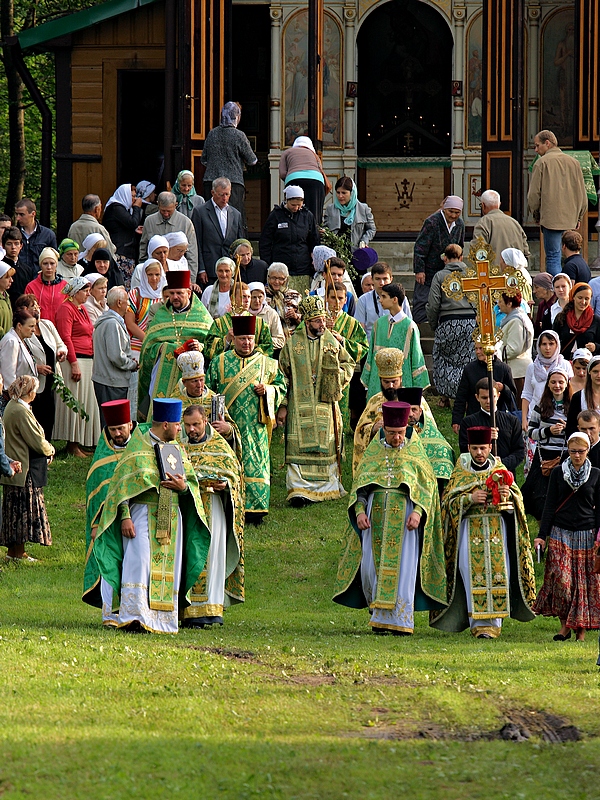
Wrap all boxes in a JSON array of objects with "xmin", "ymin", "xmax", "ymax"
[{"xmin": 442, "ymin": 236, "xmax": 526, "ymax": 454}]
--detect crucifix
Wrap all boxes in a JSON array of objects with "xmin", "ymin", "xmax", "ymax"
[{"xmin": 442, "ymin": 237, "xmax": 526, "ymax": 455}]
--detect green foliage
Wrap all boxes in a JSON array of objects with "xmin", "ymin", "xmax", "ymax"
[
  {"xmin": 0, "ymin": 0, "xmax": 104, "ymax": 220},
  {"xmin": 318, "ymin": 227, "xmax": 357, "ymax": 280},
  {"xmin": 0, "ymin": 417, "xmax": 594, "ymax": 797}
]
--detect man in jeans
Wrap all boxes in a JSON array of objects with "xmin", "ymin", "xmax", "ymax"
[{"xmin": 527, "ymin": 129, "xmax": 588, "ymax": 276}]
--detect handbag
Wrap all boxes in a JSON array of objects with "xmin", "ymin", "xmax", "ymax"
[{"xmin": 540, "ymin": 455, "xmax": 561, "ymax": 476}]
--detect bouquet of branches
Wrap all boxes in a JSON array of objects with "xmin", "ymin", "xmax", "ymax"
[
  {"xmin": 318, "ymin": 228, "xmax": 357, "ymax": 280},
  {"xmin": 52, "ymin": 371, "xmax": 89, "ymax": 422}
]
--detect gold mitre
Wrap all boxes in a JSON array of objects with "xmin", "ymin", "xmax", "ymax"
[
  {"xmin": 177, "ymin": 350, "xmax": 205, "ymax": 379},
  {"xmin": 299, "ymin": 294, "xmax": 326, "ymax": 320},
  {"xmin": 375, "ymin": 347, "xmax": 404, "ymax": 379}
]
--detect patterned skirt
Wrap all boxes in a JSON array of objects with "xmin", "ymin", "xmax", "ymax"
[
  {"xmin": 532, "ymin": 525, "xmax": 600, "ymax": 630},
  {"xmin": 115, "ymin": 255, "xmax": 136, "ymax": 289},
  {"xmin": 0, "ymin": 475, "xmax": 52, "ymax": 547},
  {"xmin": 432, "ymin": 317, "xmax": 476, "ymax": 398}
]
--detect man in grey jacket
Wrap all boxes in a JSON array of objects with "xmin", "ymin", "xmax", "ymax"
[
  {"xmin": 139, "ymin": 192, "xmax": 199, "ymax": 281},
  {"xmin": 92, "ymin": 286, "xmax": 138, "ymax": 426},
  {"xmin": 470, "ymin": 189, "xmax": 530, "ymax": 259}
]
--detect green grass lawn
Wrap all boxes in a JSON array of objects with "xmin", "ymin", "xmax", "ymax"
[{"xmin": 0, "ymin": 412, "xmax": 599, "ymax": 800}]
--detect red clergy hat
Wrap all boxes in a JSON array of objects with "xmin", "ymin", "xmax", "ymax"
[
  {"xmin": 165, "ymin": 270, "xmax": 191, "ymax": 289},
  {"xmin": 382, "ymin": 401, "xmax": 410, "ymax": 428},
  {"xmin": 467, "ymin": 426, "xmax": 492, "ymax": 445},
  {"xmin": 102, "ymin": 399, "xmax": 131, "ymax": 427},
  {"xmin": 231, "ymin": 315, "xmax": 256, "ymax": 336}
]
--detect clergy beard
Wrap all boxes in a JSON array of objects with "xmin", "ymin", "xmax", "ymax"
[{"xmin": 382, "ymin": 386, "xmax": 399, "ymax": 401}]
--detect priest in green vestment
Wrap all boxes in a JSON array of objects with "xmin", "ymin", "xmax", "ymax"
[
  {"xmin": 180, "ymin": 404, "xmax": 245, "ymax": 629},
  {"xmin": 83, "ymin": 399, "xmax": 149, "ymax": 623},
  {"xmin": 361, "ymin": 283, "xmax": 429, "ymax": 399},
  {"xmin": 277, "ymin": 295, "xmax": 355, "ymax": 504},
  {"xmin": 138, "ymin": 270, "xmax": 212, "ymax": 420},
  {"xmin": 204, "ymin": 282, "xmax": 273, "ymax": 360},
  {"xmin": 205, "ymin": 314, "xmax": 287, "ymax": 524},
  {"xmin": 333, "ymin": 401, "xmax": 447, "ymax": 635},
  {"xmin": 93, "ymin": 398, "xmax": 210, "ymax": 633},
  {"xmin": 430, "ymin": 426, "xmax": 536, "ymax": 639},
  {"xmin": 324, "ymin": 281, "xmax": 369, "ymax": 434}
]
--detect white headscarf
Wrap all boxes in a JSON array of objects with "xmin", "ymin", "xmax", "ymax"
[
  {"xmin": 164, "ymin": 231, "xmax": 189, "ymax": 247},
  {"xmin": 139, "ymin": 258, "xmax": 166, "ymax": 300},
  {"xmin": 148, "ymin": 235, "xmax": 170, "ymax": 257},
  {"xmin": 78, "ymin": 232, "xmax": 104, "ymax": 262},
  {"xmin": 105, "ymin": 183, "xmax": 134, "ymax": 212},
  {"xmin": 312, "ymin": 245, "xmax": 337, "ymax": 274},
  {"xmin": 248, "ymin": 282, "xmax": 267, "ymax": 315},
  {"xmin": 293, "ymin": 136, "xmax": 316, "ymax": 152}
]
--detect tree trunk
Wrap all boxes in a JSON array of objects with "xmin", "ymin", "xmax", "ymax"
[{"xmin": 0, "ymin": 0, "xmax": 26, "ymax": 215}]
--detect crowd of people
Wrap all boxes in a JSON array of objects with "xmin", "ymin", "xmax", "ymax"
[{"xmin": 0, "ymin": 124, "xmax": 598, "ymax": 666}]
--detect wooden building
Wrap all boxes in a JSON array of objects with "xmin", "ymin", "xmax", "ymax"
[{"xmin": 19, "ymin": 0, "xmax": 600, "ymax": 241}]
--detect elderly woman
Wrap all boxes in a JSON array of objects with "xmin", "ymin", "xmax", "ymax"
[
  {"xmin": 78, "ymin": 233, "xmax": 107, "ymax": 270},
  {"xmin": 172, "ymin": 170, "xmax": 205, "ymax": 218},
  {"xmin": 201, "ymin": 257, "xmax": 234, "ymax": 319},
  {"xmin": 54, "ymin": 277, "xmax": 101, "ymax": 457},
  {"xmin": 279, "ymin": 136, "xmax": 328, "ymax": 224},
  {"xmin": 553, "ymin": 282, "xmax": 600, "ymax": 357},
  {"xmin": 102, "ymin": 183, "xmax": 144, "ymax": 282},
  {"xmin": 0, "ymin": 308, "xmax": 37, "ymax": 391},
  {"xmin": 130, "ymin": 235, "xmax": 175, "ymax": 290},
  {"xmin": 259, "ymin": 186, "xmax": 320, "ymax": 294},
  {"xmin": 58, "ymin": 238, "xmax": 83, "ymax": 280},
  {"xmin": 82, "ymin": 247, "xmax": 124, "ymax": 291},
  {"xmin": 200, "ymin": 101, "xmax": 257, "ymax": 220},
  {"xmin": 0, "ymin": 375, "xmax": 54, "ymax": 562},
  {"xmin": 533, "ymin": 431, "xmax": 600, "ymax": 642},
  {"xmin": 265, "ymin": 262, "xmax": 301, "ymax": 339},
  {"xmin": 14, "ymin": 294, "xmax": 67, "ymax": 440},
  {"xmin": 165, "ymin": 231, "xmax": 189, "ymax": 269},
  {"xmin": 426, "ymin": 243, "xmax": 477, "ymax": 406},
  {"xmin": 24, "ymin": 247, "xmax": 68, "ymax": 324},
  {"xmin": 498, "ymin": 291, "xmax": 534, "ymax": 402},
  {"xmin": 229, "ymin": 238, "xmax": 268, "ymax": 284},
  {"xmin": 248, "ymin": 282, "xmax": 285, "ymax": 352},
  {"xmin": 323, "ymin": 176, "xmax": 376, "ymax": 248},
  {"xmin": 84, "ymin": 274, "xmax": 108, "ymax": 324}
]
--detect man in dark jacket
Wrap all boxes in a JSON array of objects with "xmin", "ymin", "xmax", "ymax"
[
  {"xmin": 452, "ymin": 341, "xmax": 517, "ymax": 432},
  {"xmin": 459, "ymin": 380, "xmax": 524, "ymax": 475},
  {"xmin": 258, "ymin": 185, "xmax": 319, "ymax": 291},
  {"xmin": 191, "ymin": 178, "xmax": 243, "ymax": 285},
  {"xmin": 2, "ymin": 227, "xmax": 36, "ymax": 307},
  {"xmin": 412, "ymin": 195, "xmax": 465, "ymax": 323},
  {"xmin": 15, "ymin": 198, "xmax": 57, "ymax": 272}
]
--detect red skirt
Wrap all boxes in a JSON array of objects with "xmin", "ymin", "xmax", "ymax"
[{"xmin": 533, "ymin": 525, "xmax": 600, "ymax": 630}]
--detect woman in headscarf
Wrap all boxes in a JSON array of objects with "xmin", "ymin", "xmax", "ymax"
[
  {"xmin": 135, "ymin": 180, "xmax": 157, "ymax": 219},
  {"xmin": 125, "ymin": 258, "xmax": 166, "ymax": 416},
  {"xmin": 54, "ymin": 277, "xmax": 101, "ymax": 456},
  {"xmin": 323, "ymin": 176, "xmax": 376, "ymax": 248},
  {"xmin": 522, "ymin": 329, "xmax": 573, "ymax": 428},
  {"xmin": 533, "ymin": 430, "xmax": 600, "ymax": 643},
  {"xmin": 172, "ymin": 170, "xmax": 205, "ymax": 218},
  {"xmin": 229, "ymin": 238, "xmax": 268, "ymax": 284},
  {"xmin": 77, "ymin": 233, "xmax": 107, "ymax": 271},
  {"xmin": 498, "ymin": 291, "xmax": 534, "ymax": 402},
  {"xmin": 200, "ymin": 101, "xmax": 258, "ymax": 222},
  {"xmin": 83, "ymin": 274, "xmax": 108, "ymax": 325},
  {"xmin": 57, "ymin": 238, "xmax": 83, "ymax": 280},
  {"xmin": 500, "ymin": 248, "xmax": 532, "ymax": 304},
  {"xmin": 82, "ymin": 247, "xmax": 124, "ymax": 291},
  {"xmin": 102, "ymin": 183, "xmax": 144, "ymax": 284},
  {"xmin": 553, "ymin": 282, "xmax": 600, "ymax": 358},
  {"xmin": 279, "ymin": 136, "xmax": 329, "ymax": 224},
  {"xmin": 248, "ymin": 281, "xmax": 285, "ymax": 353},
  {"xmin": 24, "ymin": 247, "xmax": 68, "ymax": 324},
  {"xmin": 201, "ymin": 256, "xmax": 235, "ymax": 320},
  {"xmin": 265, "ymin": 262, "xmax": 301, "ymax": 339}
]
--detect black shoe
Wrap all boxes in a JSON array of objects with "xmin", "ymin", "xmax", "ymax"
[
  {"xmin": 371, "ymin": 626, "xmax": 390, "ymax": 636},
  {"xmin": 476, "ymin": 633, "xmax": 493, "ymax": 639},
  {"xmin": 245, "ymin": 512, "xmax": 266, "ymax": 525},
  {"xmin": 289, "ymin": 497, "xmax": 312, "ymax": 508},
  {"xmin": 553, "ymin": 630, "xmax": 572, "ymax": 641},
  {"xmin": 182, "ymin": 616, "xmax": 224, "ymax": 629},
  {"xmin": 121, "ymin": 621, "xmax": 147, "ymax": 634},
  {"xmin": 391, "ymin": 630, "xmax": 412, "ymax": 637}
]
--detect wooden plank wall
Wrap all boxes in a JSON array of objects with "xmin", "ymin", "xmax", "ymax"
[
  {"xmin": 365, "ymin": 167, "xmax": 446, "ymax": 232},
  {"xmin": 70, "ymin": 3, "xmax": 166, "ymax": 211}
]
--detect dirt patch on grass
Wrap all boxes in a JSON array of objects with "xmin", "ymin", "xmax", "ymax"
[
  {"xmin": 268, "ymin": 671, "xmax": 338, "ymax": 686},
  {"xmin": 351, "ymin": 707, "xmax": 584, "ymax": 744},
  {"xmin": 185, "ymin": 645, "xmax": 261, "ymax": 663}
]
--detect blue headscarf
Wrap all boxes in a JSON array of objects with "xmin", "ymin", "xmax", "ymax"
[{"xmin": 333, "ymin": 179, "xmax": 358, "ymax": 227}]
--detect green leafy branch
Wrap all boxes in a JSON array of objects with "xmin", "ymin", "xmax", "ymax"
[
  {"xmin": 318, "ymin": 228, "xmax": 357, "ymax": 280},
  {"xmin": 51, "ymin": 370, "xmax": 89, "ymax": 422}
]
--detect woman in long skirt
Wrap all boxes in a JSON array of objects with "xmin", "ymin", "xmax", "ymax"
[
  {"xmin": 533, "ymin": 431, "xmax": 600, "ymax": 642},
  {"xmin": 0, "ymin": 376, "xmax": 54, "ymax": 561}
]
